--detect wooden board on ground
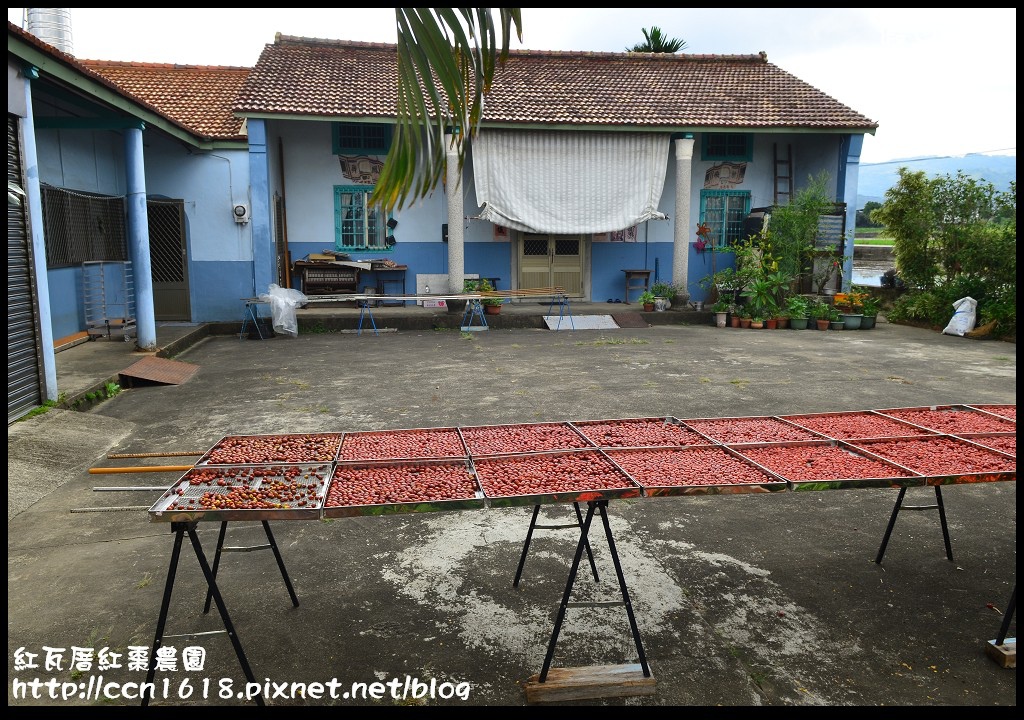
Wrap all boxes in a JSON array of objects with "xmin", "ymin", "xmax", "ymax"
[
  {"xmin": 985, "ymin": 638, "xmax": 1016, "ymax": 668},
  {"xmin": 524, "ymin": 663, "xmax": 655, "ymax": 703}
]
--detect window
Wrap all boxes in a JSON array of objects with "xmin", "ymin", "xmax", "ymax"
[
  {"xmin": 333, "ymin": 123, "xmax": 393, "ymax": 155},
  {"xmin": 699, "ymin": 190, "xmax": 751, "ymax": 247},
  {"xmin": 701, "ymin": 133, "xmax": 753, "ymax": 162},
  {"xmin": 334, "ymin": 186, "xmax": 389, "ymax": 252},
  {"xmin": 41, "ymin": 185, "xmax": 128, "ymax": 267}
]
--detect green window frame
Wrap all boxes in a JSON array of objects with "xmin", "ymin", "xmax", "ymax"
[
  {"xmin": 332, "ymin": 123, "xmax": 393, "ymax": 155},
  {"xmin": 334, "ymin": 186, "xmax": 390, "ymax": 252},
  {"xmin": 701, "ymin": 133, "xmax": 753, "ymax": 162},
  {"xmin": 699, "ymin": 190, "xmax": 751, "ymax": 248}
]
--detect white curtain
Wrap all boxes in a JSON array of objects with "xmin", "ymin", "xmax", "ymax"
[{"xmin": 472, "ymin": 130, "xmax": 669, "ymax": 234}]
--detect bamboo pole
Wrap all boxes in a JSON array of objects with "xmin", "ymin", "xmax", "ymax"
[{"xmin": 89, "ymin": 466, "xmax": 193, "ymax": 474}]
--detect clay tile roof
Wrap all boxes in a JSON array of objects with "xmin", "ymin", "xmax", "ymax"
[
  {"xmin": 81, "ymin": 60, "xmax": 250, "ymax": 141},
  {"xmin": 236, "ymin": 35, "xmax": 878, "ymax": 133}
]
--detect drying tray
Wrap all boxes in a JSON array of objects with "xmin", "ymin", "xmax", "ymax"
[
  {"xmin": 323, "ymin": 458, "xmax": 485, "ymax": 517},
  {"xmin": 964, "ymin": 404, "xmax": 1016, "ymax": 422},
  {"xmin": 955, "ymin": 433, "xmax": 1017, "ymax": 456},
  {"xmin": 604, "ymin": 445, "xmax": 787, "ymax": 496},
  {"xmin": 149, "ymin": 463, "xmax": 333, "ymax": 522},
  {"xmin": 459, "ymin": 421, "xmax": 594, "ymax": 456},
  {"xmin": 778, "ymin": 410, "xmax": 940, "ymax": 441},
  {"xmin": 472, "ymin": 449, "xmax": 642, "ymax": 508},
  {"xmin": 843, "ymin": 435, "xmax": 1017, "ymax": 486},
  {"xmin": 337, "ymin": 426, "xmax": 468, "ymax": 462},
  {"xmin": 568, "ymin": 416, "xmax": 708, "ymax": 448},
  {"xmin": 873, "ymin": 405, "xmax": 1017, "ymax": 436},
  {"xmin": 725, "ymin": 440, "xmax": 923, "ymax": 492},
  {"xmin": 677, "ymin": 415, "xmax": 826, "ymax": 444},
  {"xmin": 196, "ymin": 433, "xmax": 343, "ymax": 466}
]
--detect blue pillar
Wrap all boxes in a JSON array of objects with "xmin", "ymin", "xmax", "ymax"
[
  {"xmin": 125, "ymin": 126, "xmax": 157, "ymax": 350},
  {"xmin": 247, "ymin": 119, "xmax": 273, "ymax": 295},
  {"xmin": 839, "ymin": 134, "xmax": 864, "ymax": 292},
  {"xmin": 21, "ymin": 69, "xmax": 58, "ymax": 400}
]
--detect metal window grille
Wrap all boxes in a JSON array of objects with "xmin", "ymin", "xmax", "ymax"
[
  {"xmin": 700, "ymin": 190, "xmax": 751, "ymax": 247},
  {"xmin": 41, "ymin": 184, "xmax": 127, "ymax": 267},
  {"xmin": 334, "ymin": 123, "xmax": 392, "ymax": 154}
]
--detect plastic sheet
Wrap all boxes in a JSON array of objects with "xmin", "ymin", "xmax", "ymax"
[{"xmin": 259, "ymin": 284, "xmax": 308, "ymax": 337}]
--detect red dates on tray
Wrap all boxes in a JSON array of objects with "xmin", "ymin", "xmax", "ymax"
[
  {"xmin": 573, "ymin": 418, "xmax": 707, "ymax": 448},
  {"xmin": 682, "ymin": 417, "xmax": 822, "ymax": 444},
  {"xmin": 782, "ymin": 412, "xmax": 935, "ymax": 440},
  {"xmin": 461, "ymin": 423, "xmax": 591, "ymax": 455},
  {"xmin": 877, "ymin": 407, "xmax": 1016, "ymax": 435},
  {"xmin": 327, "ymin": 462, "xmax": 479, "ymax": 507},
  {"xmin": 607, "ymin": 447, "xmax": 779, "ymax": 487},
  {"xmin": 200, "ymin": 433, "xmax": 342, "ymax": 464},
  {"xmin": 473, "ymin": 451, "xmax": 636, "ymax": 498},
  {"xmin": 734, "ymin": 444, "xmax": 914, "ymax": 482},
  {"xmin": 339, "ymin": 428, "xmax": 466, "ymax": 460}
]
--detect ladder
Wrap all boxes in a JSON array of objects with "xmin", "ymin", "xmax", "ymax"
[{"xmin": 774, "ymin": 143, "xmax": 792, "ymax": 205}]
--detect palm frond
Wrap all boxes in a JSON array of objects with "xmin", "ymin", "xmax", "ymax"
[{"xmin": 370, "ymin": 8, "xmax": 522, "ymax": 213}]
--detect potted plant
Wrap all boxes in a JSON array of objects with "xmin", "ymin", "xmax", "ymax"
[
  {"xmin": 785, "ymin": 295, "xmax": 811, "ymax": 330},
  {"xmin": 833, "ymin": 288, "xmax": 867, "ymax": 330},
  {"xmin": 860, "ymin": 295, "xmax": 881, "ymax": 329},
  {"xmin": 638, "ymin": 290, "xmax": 657, "ymax": 311},
  {"xmin": 711, "ymin": 300, "xmax": 730, "ymax": 328},
  {"xmin": 828, "ymin": 305, "xmax": 845, "ymax": 330},
  {"xmin": 650, "ymin": 280, "xmax": 679, "ymax": 310},
  {"xmin": 469, "ymin": 278, "xmax": 504, "ymax": 315},
  {"xmin": 809, "ymin": 299, "xmax": 832, "ymax": 330}
]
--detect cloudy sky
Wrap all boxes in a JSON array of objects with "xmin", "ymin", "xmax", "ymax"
[{"xmin": 8, "ymin": 7, "xmax": 1016, "ymax": 165}]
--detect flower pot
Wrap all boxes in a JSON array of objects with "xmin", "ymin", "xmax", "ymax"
[
  {"xmin": 739, "ymin": 318, "xmax": 751, "ymax": 329},
  {"xmin": 643, "ymin": 303, "xmax": 655, "ymax": 312},
  {"xmin": 750, "ymin": 320, "xmax": 764, "ymax": 329},
  {"xmin": 765, "ymin": 318, "xmax": 778, "ymax": 330},
  {"xmin": 654, "ymin": 297, "xmax": 667, "ymax": 311},
  {"xmin": 789, "ymin": 317, "xmax": 809, "ymax": 330},
  {"xmin": 860, "ymin": 315, "xmax": 877, "ymax": 329},
  {"xmin": 485, "ymin": 304, "xmax": 501, "ymax": 315},
  {"xmin": 841, "ymin": 313, "xmax": 863, "ymax": 330},
  {"xmin": 830, "ymin": 320, "xmax": 845, "ymax": 330},
  {"xmin": 730, "ymin": 315, "xmax": 740, "ymax": 328},
  {"xmin": 816, "ymin": 319, "xmax": 830, "ymax": 331},
  {"xmin": 777, "ymin": 317, "xmax": 789, "ymax": 329},
  {"xmin": 715, "ymin": 312, "xmax": 727, "ymax": 328}
]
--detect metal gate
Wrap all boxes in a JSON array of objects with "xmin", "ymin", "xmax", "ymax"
[
  {"xmin": 147, "ymin": 198, "xmax": 190, "ymax": 320},
  {"xmin": 7, "ymin": 114, "xmax": 45, "ymax": 423},
  {"xmin": 519, "ymin": 234, "xmax": 584, "ymax": 296}
]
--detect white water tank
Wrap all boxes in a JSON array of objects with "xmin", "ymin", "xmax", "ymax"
[{"xmin": 26, "ymin": 8, "xmax": 74, "ymax": 55}]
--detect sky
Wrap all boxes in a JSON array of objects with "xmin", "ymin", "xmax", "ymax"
[{"xmin": 8, "ymin": 7, "xmax": 1017, "ymax": 166}]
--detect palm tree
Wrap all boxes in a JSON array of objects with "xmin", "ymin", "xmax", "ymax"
[
  {"xmin": 370, "ymin": 8, "xmax": 522, "ymax": 213},
  {"xmin": 626, "ymin": 26, "xmax": 687, "ymax": 53}
]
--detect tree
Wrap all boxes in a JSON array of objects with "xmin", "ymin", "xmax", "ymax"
[
  {"xmin": 370, "ymin": 9, "xmax": 523, "ymax": 213},
  {"xmin": 626, "ymin": 26, "xmax": 687, "ymax": 53}
]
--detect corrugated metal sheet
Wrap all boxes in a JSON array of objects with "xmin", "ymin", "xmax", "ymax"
[{"xmin": 8, "ymin": 115, "xmax": 45, "ymax": 423}]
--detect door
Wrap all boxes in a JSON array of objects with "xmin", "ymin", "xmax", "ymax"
[
  {"xmin": 519, "ymin": 234, "xmax": 584, "ymax": 296},
  {"xmin": 147, "ymin": 198, "xmax": 191, "ymax": 320}
]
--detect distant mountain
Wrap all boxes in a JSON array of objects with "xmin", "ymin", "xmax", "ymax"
[{"xmin": 856, "ymin": 154, "xmax": 1015, "ymax": 209}]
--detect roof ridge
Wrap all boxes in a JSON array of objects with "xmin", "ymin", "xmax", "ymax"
[
  {"xmin": 271, "ymin": 34, "xmax": 768, "ymax": 63},
  {"xmin": 80, "ymin": 59, "xmax": 251, "ymax": 71}
]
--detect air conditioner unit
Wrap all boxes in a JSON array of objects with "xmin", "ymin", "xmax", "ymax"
[{"xmin": 232, "ymin": 203, "xmax": 250, "ymax": 223}]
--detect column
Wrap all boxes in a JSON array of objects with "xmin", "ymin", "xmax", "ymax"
[
  {"xmin": 446, "ymin": 129, "xmax": 465, "ymax": 295},
  {"xmin": 672, "ymin": 134, "xmax": 695, "ymax": 304},
  {"xmin": 124, "ymin": 125, "xmax": 157, "ymax": 351}
]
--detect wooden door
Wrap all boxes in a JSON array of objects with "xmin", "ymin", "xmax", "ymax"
[{"xmin": 519, "ymin": 234, "xmax": 583, "ymax": 296}]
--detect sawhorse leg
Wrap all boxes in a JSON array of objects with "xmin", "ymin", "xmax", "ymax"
[
  {"xmin": 538, "ymin": 500, "xmax": 650, "ymax": 683},
  {"xmin": 203, "ymin": 521, "xmax": 300, "ymax": 614},
  {"xmin": 357, "ymin": 300, "xmax": 379, "ymax": 336},
  {"xmin": 461, "ymin": 300, "xmax": 488, "ymax": 330},
  {"xmin": 875, "ymin": 485, "xmax": 953, "ymax": 564},
  {"xmin": 546, "ymin": 295, "xmax": 575, "ymax": 331},
  {"xmin": 240, "ymin": 302, "xmax": 264, "ymax": 340},
  {"xmin": 143, "ymin": 522, "xmax": 263, "ymax": 707},
  {"xmin": 513, "ymin": 503, "xmax": 599, "ymax": 588}
]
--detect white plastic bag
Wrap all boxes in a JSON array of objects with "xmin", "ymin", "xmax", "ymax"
[
  {"xmin": 942, "ymin": 296, "xmax": 977, "ymax": 337},
  {"xmin": 258, "ymin": 284, "xmax": 308, "ymax": 337}
]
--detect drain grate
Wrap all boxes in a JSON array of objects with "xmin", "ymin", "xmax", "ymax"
[
  {"xmin": 610, "ymin": 313, "xmax": 649, "ymax": 328},
  {"xmin": 119, "ymin": 356, "xmax": 199, "ymax": 386}
]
